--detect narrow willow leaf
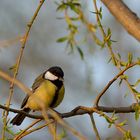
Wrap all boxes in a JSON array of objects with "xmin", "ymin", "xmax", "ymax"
[
  {"xmin": 90, "ymin": 11, "xmax": 98, "ymax": 15},
  {"xmin": 99, "ymin": 7, "xmax": 102, "ymax": 19},
  {"xmin": 9, "ymin": 64, "xmax": 17, "ymax": 73},
  {"xmin": 120, "ymin": 61, "xmax": 127, "ymax": 67},
  {"xmin": 128, "ymin": 52, "xmax": 133, "ymax": 64},
  {"xmin": 131, "ymin": 87, "xmax": 139, "ymax": 94},
  {"xmin": 123, "ymin": 131, "xmax": 135, "ymax": 140},
  {"xmin": 104, "ymin": 116, "xmax": 113, "ymax": 124},
  {"xmin": 77, "ymin": 46, "xmax": 84, "ymax": 60},
  {"xmin": 119, "ymin": 79, "xmax": 123, "ymax": 86},
  {"xmin": 107, "ymin": 28, "xmax": 112, "ymax": 36},
  {"xmin": 70, "ymin": 17, "xmax": 79, "ymax": 21},
  {"xmin": 56, "ymin": 4, "xmax": 67, "ymax": 11},
  {"xmin": 69, "ymin": 4, "xmax": 80, "ymax": 14},
  {"xmin": 107, "ymin": 57, "xmax": 112, "ymax": 64},
  {"xmin": 120, "ymin": 75, "xmax": 128, "ymax": 80},
  {"xmin": 57, "ymin": 36, "xmax": 68, "ymax": 43},
  {"xmin": 133, "ymin": 79, "xmax": 140, "ymax": 87},
  {"xmin": 137, "ymin": 57, "xmax": 140, "ymax": 65},
  {"xmin": 110, "ymin": 39, "xmax": 117, "ymax": 42},
  {"xmin": 58, "ymin": 129, "xmax": 67, "ymax": 139},
  {"xmin": 108, "ymin": 123, "xmax": 112, "ymax": 128},
  {"xmin": 133, "ymin": 104, "xmax": 140, "ymax": 121},
  {"xmin": 119, "ymin": 120, "xmax": 127, "ymax": 126},
  {"xmin": 117, "ymin": 53, "xmax": 121, "ymax": 59}
]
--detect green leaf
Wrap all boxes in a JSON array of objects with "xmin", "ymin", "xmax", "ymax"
[
  {"xmin": 133, "ymin": 104, "xmax": 140, "ymax": 121},
  {"xmin": 108, "ymin": 123, "xmax": 112, "ymax": 128},
  {"xmin": 137, "ymin": 57, "xmax": 140, "ymax": 65},
  {"xmin": 119, "ymin": 79, "xmax": 123, "ymax": 86},
  {"xmin": 99, "ymin": 7, "xmax": 102, "ymax": 19},
  {"xmin": 104, "ymin": 115, "xmax": 115, "ymax": 124},
  {"xmin": 119, "ymin": 120, "xmax": 127, "ymax": 126},
  {"xmin": 120, "ymin": 61, "xmax": 127, "ymax": 67},
  {"xmin": 90, "ymin": 11, "xmax": 98, "ymax": 15},
  {"xmin": 58, "ymin": 129, "xmax": 67, "ymax": 139},
  {"xmin": 109, "ymin": 56, "xmax": 117, "ymax": 66},
  {"xmin": 69, "ymin": 4, "xmax": 80, "ymax": 14},
  {"xmin": 107, "ymin": 28, "xmax": 112, "ymax": 37},
  {"xmin": 5, "ymin": 127, "xmax": 15, "ymax": 136},
  {"xmin": 117, "ymin": 53, "xmax": 121, "ymax": 59},
  {"xmin": 104, "ymin": 116, "xmax": 112, "ymax": 124},
  {"xmin": 110, "ymin": 39, "xmax": 117, "ymax": 43},
  {"xmin": 131, "ymin": 87, "xmax": 139, "ymax": 95},
  {"xmin": 133, "ymin": 79, "xmax": 140, "ymax": 87},
  {"xmin": 57, "ymin": 36, "xmax": 68, "ymax": 43},
  {"xmin": 66, "ymin": 16, "xmax": 73, "ymax": 26},
  {"xmin": 104, "ymin": 28, "xmax": 112, "ymax": 44},
  {"xmin": 120, "ymin": 75, "xmax": 128, "ymax": 80},
  {"xmin": 123, "ymin": 130, "xmax": 136, "ymax": 140},
  {"xmin": 77, "ymin": 46, "xmax": 84, "ymax": 60},
  {"xmin": 128, "ymin": 52, "xmax": 133, "ymax": 64},
  {"xmin": 107, "ymin": 40, "xmax": 112, "ymax": 46},
  {"xmin": 9, "ymin": 64, "xmax": 17, "ymax": 73},
  {"xmin": 70, "ymin": 17, "xmax": 79, "ymax": 21},
  {"xmin": 56, "ymin": 4, "xmax": 67, "ymax": 11},
  {"xmin": 107, "ymin": 57, "xmax": 112, "ymax": 64},
  {"xmin": 135, "ymin": 110, "xmax": 139, "ymax": 121}
]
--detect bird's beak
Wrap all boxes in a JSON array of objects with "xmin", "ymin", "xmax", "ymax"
[{"xmin": 59, "ymin": 77, "xmax": 64, "ymax": 82}]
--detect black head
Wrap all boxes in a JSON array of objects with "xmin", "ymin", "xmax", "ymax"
[
  {"xmin": 48, "ymin": 66, "xmax": 64, "ymax": 78},
  {"xmin": 44, "ymin": 66, "xmax": 64, "ymax": 81}
]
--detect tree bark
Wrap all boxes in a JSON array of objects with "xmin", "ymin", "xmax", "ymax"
[{"xmin": 101, "ymin": 0, "xmax": 140, "ymax": 41}]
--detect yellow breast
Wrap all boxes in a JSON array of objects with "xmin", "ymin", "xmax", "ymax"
[{"xmin": 26, "ymin": 80, "xmax": 57, "ymax": 110}]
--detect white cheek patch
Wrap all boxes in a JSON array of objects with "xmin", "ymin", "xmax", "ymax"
[{"xmin": 45, "ymin": 71, "xmax": 58, "ymax": 81}]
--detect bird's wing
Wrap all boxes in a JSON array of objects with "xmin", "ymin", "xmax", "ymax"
[
  {"xmin": 32, "ymin": 73, "xmax": 45, "ymax": 92},
  {"xmin": 21, "ymin": 95, "xmax": 29, "ymax": 108},
  {"xmin": 21, "ymin": 72, "xmax": 45, "ymax": 108}
]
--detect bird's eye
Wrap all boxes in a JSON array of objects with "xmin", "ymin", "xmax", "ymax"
[{"xmin": 45, "ymin": 71, "xmax": 58, "ymax": 81}]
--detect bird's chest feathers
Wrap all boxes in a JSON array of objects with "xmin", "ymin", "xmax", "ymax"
[{"xmin": 27, "ymin": 81, "xmax": 57, "ymax": 110}]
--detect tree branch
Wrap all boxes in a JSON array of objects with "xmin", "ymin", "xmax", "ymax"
[
  {"xmin": 101, "ymin": 0, "xmax": 140, "ymax": 41},
  {"xmin": 0, "ymin": 66, "xmax": 137, "ymax": 120},
  {"xmin": 0, "ymin": 103, "xmax": 137, "ymax": 121},
  {"xmin": 94, "ymin": 62, "xmax": 138, "ymax": 106}
]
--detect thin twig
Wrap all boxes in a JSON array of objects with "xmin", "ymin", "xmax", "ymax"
[
  {"xmin": 0, "ymin": 69, "xmax": 32, "ymax": 95},
  {"xmin": 67, "ymin": 106, "xmax": 126, "ymax": 134},
  {"xmin": 41, "ymin": 109, "xmax": 59, "ymax": 140},
  {"xmin": 93, "ymin": 0, "xmax": 139, "ymax": 105},
  {"xmin": 1, "ymin": 0, "xmax": 46, "ymax": 138},
  {"xmin": 48, "ymin": 109, "xmax": 87, "ymax": 140},
  {"xmin": 0, "ymin": 103, "xmax": 137, "ymax": 138},
  {"xmin": 0, "ymin": 68, "xmax": 138, "ymax": 120},
  {"xmin": 94, "ymin": 62, "xmax": 138, "ymax": 106},
  {"xmin": 16, "ymin": 120, "xmax": 55, "ymax": 140},
  {"xmin": 14, "ymin": 119, "xmax": 42, "ymax": 140},
  {"xmin": 89, "ymin": 114, "xmax": 101, "ymax": 140}
]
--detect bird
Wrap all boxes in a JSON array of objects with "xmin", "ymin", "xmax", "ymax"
[{"xmin": 10, "ymin": 66, "xmax": 65, "ymax": 126}]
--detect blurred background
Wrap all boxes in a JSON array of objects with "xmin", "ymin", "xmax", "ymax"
[{"xmin": 0, "ymin": 0, "xmax": 140, "ymax": 139}]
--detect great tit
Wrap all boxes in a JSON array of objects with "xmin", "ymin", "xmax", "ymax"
[{"xmin": 10, "ymin": 66, "xmax": 65, "ymax": 126}]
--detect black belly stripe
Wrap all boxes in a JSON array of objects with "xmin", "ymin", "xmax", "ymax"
[
  {"xmin": 50, "ymin": 90, "xmax": 59, "ymax": 107},
  {"xmin": 50, "ymin": 80, "xmax": 63, "ymax": 107}
]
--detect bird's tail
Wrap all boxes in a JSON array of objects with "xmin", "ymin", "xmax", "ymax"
[{"xmin": 10, "ymin": 108, "xmax": 31, "ymax": 126}]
